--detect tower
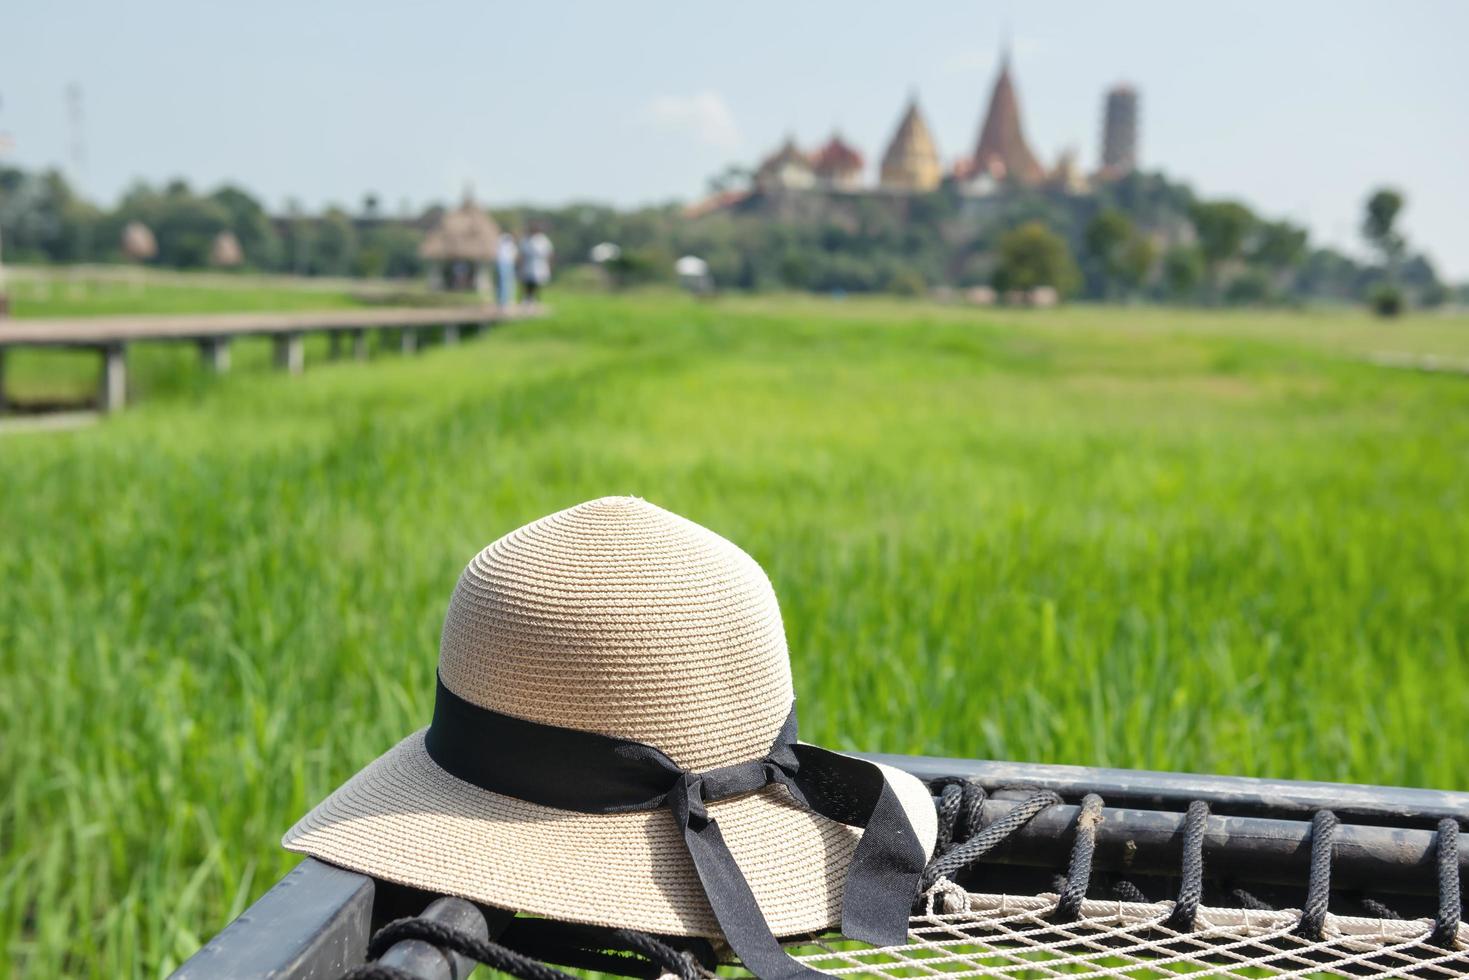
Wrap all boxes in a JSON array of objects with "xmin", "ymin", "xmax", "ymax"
[
  {"xmin": 970, "ymin": 49, "xmax": 1044, "ymax": 185},
  {"xmin": 1100, "ymin": 84, "xmax": 1138, "ymax": 176},
  {"xmin": 879, "ymin": 97, "xmax": 942, "ymax": 192}
]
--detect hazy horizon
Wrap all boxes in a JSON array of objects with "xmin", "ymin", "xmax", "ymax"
[{"xmin": 3, "ymin": 0, "xmax": 1466, "ymax": 277}]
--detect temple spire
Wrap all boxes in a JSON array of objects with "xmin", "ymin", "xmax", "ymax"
[
  {"xmin": 879, "ymin": 95, "xmax": 942, "ymax": 192},
  {"xmin": 969, "ymin": 44, "xmax": 1044, "ymax": 185}
]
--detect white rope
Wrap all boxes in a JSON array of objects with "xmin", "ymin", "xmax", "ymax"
[{"xmin": 751, "ymin": 885, "xmax": 1469, "ymax": 980}]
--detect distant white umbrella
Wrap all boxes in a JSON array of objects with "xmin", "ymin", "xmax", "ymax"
[
  {"xmin": 674, "ymin": 256, "xmax": 709, "ymax": 277},
  {"xmin": 675, "ymin": 255, "xmax": 713, "ymax": 295},
  {"xmin": 589, "ymin": 242, "xmax": 621, "ymax": 264}
]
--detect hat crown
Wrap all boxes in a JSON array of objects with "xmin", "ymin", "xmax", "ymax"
[{"xmin": 438, "ymin": 497, "xmax": 794, "ymax": 771}]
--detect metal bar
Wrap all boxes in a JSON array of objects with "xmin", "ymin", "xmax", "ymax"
[
  {"xmin": 375, "ymin": 896, "xmax": 486, "ymax": 980},
  {"xmin": 861, "ymin": 753, "xmax": 1469, "ymax": 827},
  {"xmin": 954, "ymin": 793, "xmax": 1466, "ymax": 897},
  {"xmin": 170, "ymin": 858, "xmax": 374, "ymax": 979}
]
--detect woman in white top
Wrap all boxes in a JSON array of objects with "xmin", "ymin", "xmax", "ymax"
[{"xmin": 519, "ymin": 229, "xmax": 554, "ymax": 303}]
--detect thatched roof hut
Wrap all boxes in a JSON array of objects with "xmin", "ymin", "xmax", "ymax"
[
  {"xmin": 210, "ymin": 230, "xmax": 244, "ymax": 267},
  {"xmin": 419, "ymin": 193, "xmax": 501, "ymax": 263},
  {"xmin": 121, "ymin": 221, "xmax": 158, "ymax": 261}
]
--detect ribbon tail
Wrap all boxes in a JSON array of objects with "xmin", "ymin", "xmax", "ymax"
[
  {"xmin": 790, "ymin": 746, "xmax": 926, "ymax": 946},
  {"xmin": 676, "ymin": 801, "xmax": 827, "ymax": 980},
  {"xmin": 837, "ymin": 776, "xmax": 924, "ymax": 944}
]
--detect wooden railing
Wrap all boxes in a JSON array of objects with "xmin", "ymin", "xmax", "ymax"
[{"xmin": 0, "ymin": 304, "xmax": 538, "ymax": 414}]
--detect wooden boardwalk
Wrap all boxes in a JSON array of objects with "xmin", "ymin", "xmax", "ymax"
[
  {"xmin": 0, "ymin": 303, "xmax": 535, "ymax": 413},
  {"xmin": 1365, "ymin": 350, "xmax": 1469, "ymax": 376}
]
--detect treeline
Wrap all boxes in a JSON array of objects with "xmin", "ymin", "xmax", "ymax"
[
  {"xmin": 0, "ymin": 168, "xmax": 423, "ymax": 278},
  {"xmin": 522, "ymin": 174, "xmax": 1454, "ymax": 309},
  {"xmin": 0, "ymin": 163, "xmax": 1456, "ymax": 309}
]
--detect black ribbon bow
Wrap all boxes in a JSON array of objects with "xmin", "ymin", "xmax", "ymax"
[{"xmin": 424, "ymin": 674, "xmax": 926, "ymax": 980}]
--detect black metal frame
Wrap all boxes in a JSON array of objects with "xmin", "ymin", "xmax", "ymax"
[{"xmin": 170, "ymin": 754, "xmax": 1469, "ymax": 979}]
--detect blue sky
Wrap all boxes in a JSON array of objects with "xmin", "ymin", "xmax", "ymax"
[{"xmin": 3, "ymin": 0, "xmax": 1467, "ymax": 277}]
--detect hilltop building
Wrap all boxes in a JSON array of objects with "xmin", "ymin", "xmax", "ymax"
[
  {"xmin": 1047, "ymin": 149, "xmax": 1090, "ymax": 195},
  {"xmin": 1100, "ymin": 84, "xmax": 1139, "ymax": 177},
  {"xmin": 696, "ymin": 47, "xmax": 1142, "ymax": 213},
  {"xmin": 810, "ymin": 133, "xmax": 864, "ymax": 190},
  {"xmin": 879, "ymin": 98, "xmax": 943, "ymax": 192},
  {"xmin": 755, "ymin": 137, "xmax": 817, "ymax": 192},
  {"xmin": 966, "ymin": 51, "xmax": 1045, "ymax": 186}
]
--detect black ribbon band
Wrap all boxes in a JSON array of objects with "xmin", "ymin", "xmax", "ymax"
[{"xmin": 424, "ymin": 674, "xmax": 925, "ymax": 980}]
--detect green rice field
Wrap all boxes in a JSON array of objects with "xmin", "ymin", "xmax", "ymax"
[{"xmin": 2, "ymin": 275, "xmax": 1468, "ymax": 976}]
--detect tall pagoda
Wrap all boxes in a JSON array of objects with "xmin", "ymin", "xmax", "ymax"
[
  {"xmin": 879, "ymin": 97, "xmax": 942, "ymax": 192},
  {"xmin": 970, "ymin": 50, "xmax": 1045, "ymax": 185}
]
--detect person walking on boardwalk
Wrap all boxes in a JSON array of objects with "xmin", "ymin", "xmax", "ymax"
[
  {"xmin": 495, "ymin": 231, "xmax": 518, "ymax": 308},
  {"xmin": 519, "ymin": 226, "xmax": 554, "ymax": 305}
]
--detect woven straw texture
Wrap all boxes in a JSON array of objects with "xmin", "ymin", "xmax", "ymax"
[{"xmin": 284, "ymin": 496, "xmax": 937, "ymax": 938}]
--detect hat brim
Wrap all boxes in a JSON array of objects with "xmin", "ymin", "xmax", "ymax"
[{"xmin": 283, "ymin": 730, "xmax": 937, "ymax": 939}]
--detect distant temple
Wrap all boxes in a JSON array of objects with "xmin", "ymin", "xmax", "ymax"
[
  {"xmin": 706, "ymin": 45, "xmax": 1140, "ymax": 210},
  {"xmin": 965, "ymin": 50, "xmax": 1045, "ymax": 185},
  {"xmin": 810, "ymin": 133, "xmax": 864, "ymax": 190},
  {"xmin": 755, "ymin": 137, "xmax": 817, "ymax": 192},
  {"xmin": 879, "ymin": 98, "xmax": 942, "ymax": 192}
]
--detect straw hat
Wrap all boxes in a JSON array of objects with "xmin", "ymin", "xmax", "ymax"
[{"xmin": 284, "ymin": 496, "xmax": 936, "ymax": 941}]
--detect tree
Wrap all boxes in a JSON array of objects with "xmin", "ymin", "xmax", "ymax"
[
  {"xmin": 1363, "ymin": 188, "xmax": 1407, "ymax": 317},
  {"xmin": 141, "ymin": 180, "xmax": 232, "ymax": 267},
  {"xmin": 1363, "ymin": 189, "xmax": 1405, "ymax": 267},
  {"xmin": 1162, "ymin": 245, "xmax": 1205, "ymax": 301},
  {"xmin": 992, "ymin": 221, "xmax": 1080, "ymax": 297},
  {"xmin": 1117, "ymin": 234, "xmax": 1156, "ymax": 295},
  {"xmin": 210, "ymin": 185, "xmax": 279, "ymax": 268},
  {"xmin": 1297, "ymin": 247, "xmax": 1363, "ymax": 302},
  {"xmin": 355, "ymin": 224, "xmax": 423, "ymax": 278},
  {"xmin": 1083, "ymin": 207, "xmax": 1132, "ymax": 299},
  {"xmin": 311, "ymin": 207, "xmax": 358, "ymax": 276},
  {"xmin": 1188, "ymin": 200, "xmax": 1256, "ymax": 298},
  {"xmin": 1249, "ymin": 220, "xmax": 1307, "ymax": 272}
]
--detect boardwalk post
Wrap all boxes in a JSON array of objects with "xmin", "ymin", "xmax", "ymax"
[
  {"xmin": 443, "ymin": 323, "xmax": 460, "ymax": 345},
  {"xmin": 199, "ymin": 337, "xmax": 231, "ymax": 374},
  {"xmin": 400, "ymin": 328, "xmax": 418, "ymax": 355},
  {"xmin": 328, "ymin": 332, "xmax": 343, "ymax": 360},
  {"xmin": 273, "ymin": 333, "xmax": 304, "ymax": 375},
  {"xmin": 0, "ymin": 348, "xmax": 8, "ymax": 415},
  {"xmin": 100, "ymin": 342, "xmax": 127, "ymax": 413},
  {"xmin": 351, "ymin": 329, "xmax": 368, "ymax": 361}
]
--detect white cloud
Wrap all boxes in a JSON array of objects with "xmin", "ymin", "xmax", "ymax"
[{"xmin": 641, "ymin": 91, "xmax": 742, "ymax": 150}]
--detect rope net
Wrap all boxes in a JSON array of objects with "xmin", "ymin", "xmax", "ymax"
[{"xmin": 768, "ymin": 883, "xmax": 1469, "ymax": 979}]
